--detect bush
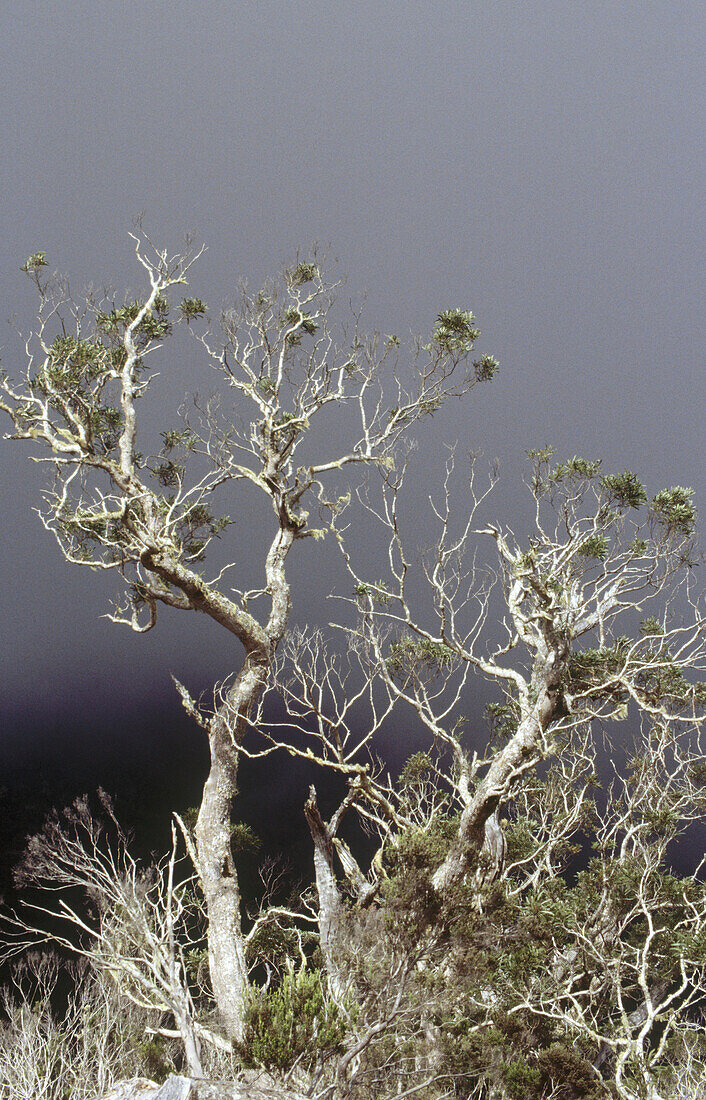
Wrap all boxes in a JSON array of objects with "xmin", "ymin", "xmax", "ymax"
[{"xmin": 238, "ymin": 967, "xmax": 348, "ymax": 1073}]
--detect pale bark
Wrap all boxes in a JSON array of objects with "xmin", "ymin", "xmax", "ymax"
[
  {"xmin": 194, "ymin": 647, "xmax": 286, "ymax": 1039},
  {"xmin": 173, "ymin": 999, "xmax": 203, "ymax": 1079},
  {"xmin": 195, "ymin": 726, "xmax": 249, "ymax": 1043},
  {"xmin": 433, "ymin": 666, "xmax": 565, "ymax": 891},
  {"xmin": 1, "ymin": 238, "xmax": 501, "ymax": 1049},
  {"xmin": 304, "ymin": 786, "xmax": 349, "ymax": 1005}
]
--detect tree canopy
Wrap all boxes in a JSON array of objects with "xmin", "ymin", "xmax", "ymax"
[{"xmin": 1, "ymin": 235, "xmax": 705, "ymax": 1100}]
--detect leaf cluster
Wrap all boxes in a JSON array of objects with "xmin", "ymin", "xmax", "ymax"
[
  {"xmin": 179, "ymin": 296, "xmax": 206, "ymax": 320},
  {"xmin": 353, "ymin": 579, "xmax": 392, "ymax": 606},
  {"xmin": 21, "ymin": 250, "xmax": 49, "ymax": 273},
  {"xmin": 650, "ymin": 486, "xmax": 696, "ymax": 538},
  {"xmin": 281, "ymin": 306, "xmax": 319, "ymax": 345},
  {"xmin": 238, "ymin": 968, "xmax": 348, "ymax": 1073},
  {"xmin": 433, "ymin": 309, "xmax": 480, "ymax": 355},
  {"xmin": 28, "ymin": 335, "xmax": 124, "ymax": 454},
  {"xmin": 168, "ymin": 501, "xmax": 231, "ymax": 561},
  {"xmin": 286, "ymin": 261, "xmax": 319, "ymax": 288},
  {"xmin": 96, "ymin": 294, "xmax": 172, "ymax": 341},
  {"xmin": 385, "ymin": 635, "xmax": 457, "ymax": 683},
  {"xmin": 565, "ymin": 639, "xmax": 631, "ymax": 701}
]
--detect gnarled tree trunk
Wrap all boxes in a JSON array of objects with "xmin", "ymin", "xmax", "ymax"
[
  {"xmin": 194, "ymin": 655, "xmax": 270, "ymax": 1041},
  {"xmin": 433, "ymin": 665, "xmax": 565, "ymax": 892}
]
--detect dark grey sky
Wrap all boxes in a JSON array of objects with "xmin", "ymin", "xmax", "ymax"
[{"xmin": 1, "ymin": 1, "xmax": 704, "ymax": 742}]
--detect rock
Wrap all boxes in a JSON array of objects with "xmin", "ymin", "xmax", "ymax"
[
  {"xmin": 154, "ymin": 1078, "xmax": 192, "ymax": 1099},
  {"xmin": 90, "ymin": 1080, "xmax": 160, "ymax": 1100},
  {"xmin": 91, "ymin": 1076, "xmax": 309, "ymax": 1100}
]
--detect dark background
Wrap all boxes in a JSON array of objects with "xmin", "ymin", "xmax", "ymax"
[{"xmin": 1, "ymin": 2, "xmax": 704, "ymax": 895}]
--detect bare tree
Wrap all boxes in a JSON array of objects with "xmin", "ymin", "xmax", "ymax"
[
  {"xmin": 0, "ymin": 952, "xmax": 159, "ymax": 1100},
  {"xmin": 1, "ymin": 794, "xmax": 211, "ymax": 1075},
  {"xmin": 0, "ymin": 235, "xmax": 497, "ymax": 1041}
]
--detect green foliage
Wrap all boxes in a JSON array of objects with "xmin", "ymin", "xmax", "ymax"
[
  {"xmin": 485, "ymin": 700, "xmax": 520, "ymax": 742},
  {"xmin": 552, "ymin": 455, "xmax": 602, "ymax": 483},
  {"xmin": 566, "ymin": 638, "xmax": 631, "ymax": 700},
  {"xmin": 650, "ymin": 486, "xmax": 696, "ymax": 537},
  {"xmin": 433, "ymin": 309, "xmax": 480, "ymax": 354},
  {"xmin": 239, "ymin": 968, "xmax": 347, "ymax": 1073},
  {"xmin": 633, "ymin": 645, "xmax": 691, "ymax": 707},
  {"xmin": 353, "ymin": 579, "xmax": 391, "ymax": 605},
  {"xmin": 535, "ymin": 1042, "xmax": 606, "ymax": 1099},
  {"xmin": 501, "ymin": 1055, "xmax": 542, "ymax": 1098},
  {"xmin": 229, "ymin": 821, "xmax": 261, "ymax": 853},
  {"xmin": 473, "ymin": 352, "xmax": 499, "ymax": 381},
  {"xmin": 399, "ymin": 751, "xmax": 434, "ymax": 786},
  {"xmin": 417, "ymin": 394, "xmax": 445, "ymax": 415},
  {"xmin": 577, "ymin": 533, "xmax": 609, "ymax": 560},
  {"xmin": 161, "ymin": 428, "xmax": 196, "ymax": 451},
  {"xmin": 39, "ymin": 335, "xmax": 110, "ymax": 385},
  {"xmin": 21, "ymin": 251, "xmax": 49, "ymax": 272},
  {"xmin": 269, "ymin": 411, "xmax": 308, "ymax": 454},
  {"xmin": 174, "ymin": 503, "xmax": 231, "ymax": 561},
  {"xmin": 245, "ymin": 921, "xmax": 312, "ymax": 976},
  {"xmin": 96, "ymin": 295, "xmax": 172, "ymax": 340},
  {"xmin": 58, "ymin": 506, "xmax": 123, "ymax": 548},
  {"xmin": 601, "ymin": 469, "xmax": 647, "ymax": 509},
  {"xmin": 431, "ymin": 883, "xmax": 608, "ymax": 1099},
  {"xmin": 153, "ymin": 429, "xmax": 198, "ymax": 485},
  {"xmin": 527, "ymin": 456, "xmax": 651, "ymax": 525},
  {"xmin": 628, "ymin": 536, "xmax": 648, "ymax": 557},
  {"xmin": 282, "ymin": 306, "xmax": 319, "ymax": 344},
  {"xmin": 180, "ymin": 806, "xmax": 200, "ymax": 830},
  {"xmin": 25, "ymin": 332, "xmax": 126, "ymax": 455},
  {"xmin": 382, "ymin": 822, "xmax": 453, "ymax": 939},
  {"xmin": 179, "ymin": 296, "xmax": 206, "ymax": 320},
  {"xmin": 272, "ymin": 410, "xmax": 300, "ymax": 429},
  {"xmin": 385, "ymin": 635, "xmax": 457, "ymax": 682},
  {"xmin": 527, "ymin": 444, "xmax": 556, "ymax": 463},
  {"xmin": 137, "ymin": 1037, "xmax": 173, "ymax": 1083},
  {"xmin": 286, "ymin": 261, "xmax": 318, "ymax": 287},
  {"xmin": 153, "ymin": 460, "xmax": 185, "ymax": 487}
]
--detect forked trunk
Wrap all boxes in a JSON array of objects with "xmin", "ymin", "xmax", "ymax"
[
  {"xmin": 193, "ymin": 525, "xmax": 294, "ymax": 1038},
  {"xmin": 432, "ymin": 672, "xmax": 564, "ymax": 893}
]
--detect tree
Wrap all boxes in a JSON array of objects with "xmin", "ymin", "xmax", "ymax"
[
  {"xmin": 2, "ymin": 793, "xmax": 209, "ymax": 1077},
  {"xmin": 3, "ymin": 236, "xmax": 706, "ymax": 1099},
  {"xmin": 252, "ymin": 447, "xmax": 706, "ymax": 1098},
  {"xmin": 0, "ymin": 231, "xmax": 497, "ymax": 1042}
]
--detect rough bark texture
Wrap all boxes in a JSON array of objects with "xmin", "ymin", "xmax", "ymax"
[
  {"xmin": 192, "ymin": 525, "xmax": 294, "ymax": 1039},
  {"xmin": 304, "ymin": 786, "xmax": 348, "ymax": 1004},
  {"xmin": 173, "ymin": 992, "xmax": 204, "ymax": 1078},
  {"xmin": 195, "ymin": 660, "xmax": 268, "ymax": 1042}
]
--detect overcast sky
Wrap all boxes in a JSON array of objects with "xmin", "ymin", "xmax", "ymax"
[{"xmin": 1, "ymin": 1, "xmax": 704, "ymax": 823}]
